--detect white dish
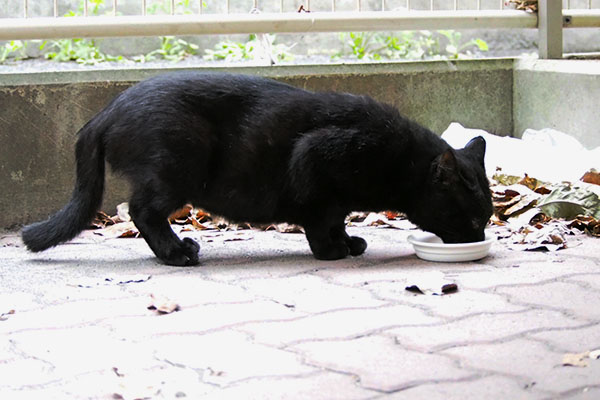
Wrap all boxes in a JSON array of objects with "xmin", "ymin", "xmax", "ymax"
[{"xmin": 407, "ymin": 231, "xmax": 495, "ymax": 262}]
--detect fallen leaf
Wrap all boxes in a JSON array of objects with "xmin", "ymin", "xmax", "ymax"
[
  {"xmin": 106, "ymin": 275, "xmax": 152, "ymax": 285},
  {"xmin": 90, "ymin": 211, "xmax": 116, "ymax": 229},
  {"xmin": 538, "ymin": 183, "xmax": 600, "ymax": 220},
  {"xmin": 405, "ymin": 273, "xmax": 458, "ymax": 296},
  {"xmin": 169, "ymin": 204, "xmax": 193, "ymax": 222},
  {"xmin": 264, "ymin": 223, "xmax": 304, "ymax": 233},
  {"xmin": 581, "ymin": 169, "xmax": 600, "ymax": 186},
  {"xmin": 568, "ymin": 216, "xmax": 600, "ymax": 237},
  {"xmin": 563, "ymin": 352, "xmax": 590, "ymax": 367},
  {"xmin": 0, "ymin": 309, "xmax": 15, "ymax": 321},
  {"xmin": 147, "ymin": 294, "xmax": 180, "ymax": 314},
  {"xmin": 94, "ymin": 221, "xmax": 140, "ymax": 239}
]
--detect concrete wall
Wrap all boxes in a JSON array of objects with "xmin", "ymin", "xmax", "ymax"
[{"xmin": 514, "ymin": 59, "xmax": 600, "ymax": 149}]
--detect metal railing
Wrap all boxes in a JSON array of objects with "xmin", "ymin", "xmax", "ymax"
[{"xmin": 1, "ymin": 1, "xmax": 600, "ymax": 58}]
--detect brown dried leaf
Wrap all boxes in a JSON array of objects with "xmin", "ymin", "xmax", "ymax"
[
  {"xmin": 94, "ymin": 221, "xmax": 139, "ymax": 239},
  {"xmin": 169, "ymin": 204, "xmax": 193, "ymax": 222},
  {"xmin": 0, "ymin": 309, "xmax": 15, "ymax": 321},
  {"xmin": 581, "ymin": 169, "xmax": 600, "ymax": 186},
  {"xmin": 405, "ymin": 273, "xmax": 458, "ymax": 296},
  {"xmin": 568, "ymin": 216, "xmax": 600, "ymax": 237},
  {"xmin": 90, "ymin": 211, "xmax": 115, "ymax": 229},
  {"xmin": 195, "ymin": 209, "xmax": 212, "ymax": 222}
]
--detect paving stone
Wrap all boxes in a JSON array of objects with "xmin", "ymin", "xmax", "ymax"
[
  {"xmin": 292, "ymin": 335, "xmax": 474, "ymax": 392},
  {"xmin": 212, "ymin": 371, "xmax": 378, "ymax": 400},
  {"xmin": 129, "ymin": 274, "xmax": 256, "ymax": 307},
  {"xmin": 389, "ymin": 309, "xmax": 585, "ymax": 351},
  {"xmin": 239, "ymin": 304, "xmax": 439, "ymax": 346},
  {"xmin": 8, "ymin": 326, "xmax": 158, "ymax": 378},
  {"xmin": 528, "ymin": 323, "xmax": 600, "ymax": 353},
  {"xmin": 442, "ymin": 338, "xmax": 600, "ymax": 394},
  {"xmin": 366, "ymin": 282, "xmax": 525, "ymax": 318},
  {"xmin": 381, "ymin": 375, "xmax": 552, "ymax": 399},
  {"xmin": 561, "ymin": 386, "xmax": 600, "ymax": 399},
  {"xmin": 449, "ymin": 258, "xmax": 600, "ymax": 290},
  {"xmin": 566, "ymin": 273, "xmax": 600, "ymax": 291},
  {"xmin": 0, "ymin": 296, "xmax": 150, "ymax": 333},
  {"xmin": 151, "ymin": 330, "xmax": 316, "ymax": 386},
  {"xmin": 1, "ymin": 227, "xmax": 599, "ymax": 399},
  {"xmin": 239, "ymin": 274, "xmax": 386, "ymax": 313},
  {"xmin": 495, "ymin": 281, "xmax": 600, "ymax": 320},
  {"xmin": 105, "ymin": 300, "xmax": 302, "ymax": 340}
]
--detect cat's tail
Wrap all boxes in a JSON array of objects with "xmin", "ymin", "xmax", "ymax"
[{"xmin": 22, "ymin": 119, "xmax": 106, "ymax": 252}]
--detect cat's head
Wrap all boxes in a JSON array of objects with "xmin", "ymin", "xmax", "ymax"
[{"xmin": 412, "ymin": 136, "xmax": 493, "ymax": 243}]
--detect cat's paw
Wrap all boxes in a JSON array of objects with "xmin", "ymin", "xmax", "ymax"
[
  {"xmin": 161, "ymin": 238, "xmax": 200, "ymax": 266},
  {"xmin": 312, "ymin": 242, "xmax": 350, "ymax": 261},
  {"xmin": 347, "ymin": 236, "xmax": 367, "ymax": 256}
]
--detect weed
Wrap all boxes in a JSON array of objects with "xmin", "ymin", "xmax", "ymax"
[
  {"xmin": 135, "ymin": 36, "xmax": 199, "ymax": 62},
  {"xmin": 0, "ymin": 40, "xmax": 29, "ymax": 64},
  {"xmin": 204, "ymin": 34, "xmax": 294, "ymax": 63},
  {"xmin": 337, "ymin": 30, "xmax": 488, "ymax": 61},
  {"xmin": 44, "ymin": 38, "xmax": 123, "ymax": 64}
]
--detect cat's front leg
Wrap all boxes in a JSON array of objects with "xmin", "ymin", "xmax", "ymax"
[
  {"xmin": 330, "ymin": 223, "xmax": 367, "ymax": 256},
  {"xmin": 304, "ymin": 222, "xmax": 350, "ymax": 260}
]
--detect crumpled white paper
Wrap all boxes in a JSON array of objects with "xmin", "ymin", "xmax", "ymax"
[{"xmin": 441, "ymin": 123, "xmax": 600, "ymax": 183}]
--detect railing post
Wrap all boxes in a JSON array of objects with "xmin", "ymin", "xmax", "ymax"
[{"xmin": 538, "ymin": 0, "xmax": 563, "ymax": 59}]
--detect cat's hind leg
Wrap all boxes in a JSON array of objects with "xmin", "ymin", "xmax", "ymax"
[{"xmin": 129, "ymin": 189, "xmax": 200, "ymax": 266}]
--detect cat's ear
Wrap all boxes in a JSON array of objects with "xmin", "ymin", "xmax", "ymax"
[
  {"xmin": 433, "ymin": 149, "xmax": 459, "ymax": 185},
  {"xmin": 464, "ymin": 136, "xmax": 486, "ymax": 165}
]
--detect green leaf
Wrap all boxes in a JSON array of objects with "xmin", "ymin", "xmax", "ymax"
[
  {"xmin": 538, "ymin": 183, "xmax": 600, "ymax": 220},
  {"xmin": 475, "ymin": 39, "xmax": 489, "ymax": 51}
]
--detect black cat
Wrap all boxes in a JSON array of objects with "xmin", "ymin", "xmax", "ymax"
[{"xmin": 22, "ymin": 72, "xmax": 493, "ymax": 266}]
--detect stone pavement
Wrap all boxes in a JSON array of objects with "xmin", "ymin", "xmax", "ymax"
[{"xmin": 1, "ymin": 225, "xmax": 600, "ymax": 399}]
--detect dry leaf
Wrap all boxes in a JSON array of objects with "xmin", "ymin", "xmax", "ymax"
[
  {"xmin": 94, "ymin": 221, "xmax": 140, "ymax": 239},
  {"xmin": 90, "ymin": 211, "xmax": 116, "ymax": 229},
  {"xmin": 169, "ymin": 204, "xmax": 193, "ymax": 222},
  {"xmin": 147, "ymin": 294, "xmax": 180, "ymax": 314},
  {"xmin": 0, "ymin": 309, "xmax": 15, "ymax": 321},
  {"xmin": 264, "ymin": 223, "xmax": 304, "ymax": 233},
  {"xmin": 581, "ymin": 169, "xmax": 600, "ymax": 186},
  {"xmin": 563, "ymin": 352, "xmax": 590, "ymax": 367},
  {"xmin": 405, "ymin": 273, "xmax": 458, "ymax": 296}
]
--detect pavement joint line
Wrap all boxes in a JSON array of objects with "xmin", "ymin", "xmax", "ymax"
[
  {"xmin": 409, "ymin": 319, "xmax": 596, "ymax": 353},
  {"xmin": 523, "ymin": 333, "xmax": 590, "ymax": 355},
  {"xmin": 556, "ymin": 383, "xmax": 600, "ymax": 400}
]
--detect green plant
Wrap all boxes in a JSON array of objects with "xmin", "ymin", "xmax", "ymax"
[
  {"xmin": 438, "ymin": 30, "xmax": 488, "ymax": 59},
  {"xmin": 44, "ymin": 38, "xmax": 123, "ymax": 64},
  {"xmin": 204, "ymin": 34, "xmax": 294, "ymax": 63},
  {"xmin": 0, "ymin": 40, "xmax": 28, "ymax": 64},
  {"xmin": 337, "ymin": 30, "xmax": 488, "ymax": 61},
  {"xmin": 338, "ymin": 32, "xmax": 383, "ymax": 60},
  {"xmin": 135, "ymin": 36, "xmax": 199, "ymax": 62},
  {"xmin": 43, "ymin": 0, "xmax": 123, "ymax": 64}
]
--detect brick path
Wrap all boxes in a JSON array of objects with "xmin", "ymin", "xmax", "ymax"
[{"xmin": 1, "ymin": 226, "xmax": 599, "ymax": 399}]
